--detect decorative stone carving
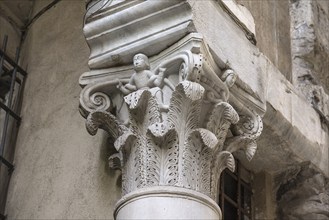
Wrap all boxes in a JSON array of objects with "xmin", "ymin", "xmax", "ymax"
[
  {"xmin": 80, "ymin": 32, "xmax": 263, "ymax": 219},
  {"xmin": 86, "ymin": 75, "xmax": 236, "ymax": 198},
  {"xmin": 117, "ymin": 53, "xmax": 172, "ymax": 111},
  {"xmin": 80, "ymin": 1, "xmax": 270, "ymax": 219}
]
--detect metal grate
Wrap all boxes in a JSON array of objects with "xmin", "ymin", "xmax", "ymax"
[
  {"xmin": 219, "ymin": 160, "xmax": 253, "ymax": 220},
  {"xmin": 0, "ymin": 35, "xmax": 27, "ymax": 219}
]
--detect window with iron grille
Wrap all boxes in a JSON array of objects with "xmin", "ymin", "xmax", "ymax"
[
  {"xmin": 219, "ymin": 160, "xmax": 253, "ymax": 220},
  {"xmin": 0, "ymin": 35, "xmax": 27, "ymax": 220}
]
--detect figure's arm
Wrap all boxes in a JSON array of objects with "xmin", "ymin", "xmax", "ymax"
[
  {"xmin": 125, "ymin": 75, "xmax": 137, "ymax": 90},
  {"xmin": 125, "ymin": 84, "xmax": 137, "ymax": 91},
  {"xmin": 152, "ymin": 68, "xmax": 166, "ymax": 87},
  {"xmin": 164, "ymin": 78, "xmax": 175, "ymax": 91},
  {"xmin": 117, "ymin": 76, "xmax": 136, "ymax": 95},
  {"xmin": 119, "ymin": 86, "xmax": 132, "ymax": 95},
  {"xmin": 146, "ymin": 71, "xmax": 157, "ymax": 87}
]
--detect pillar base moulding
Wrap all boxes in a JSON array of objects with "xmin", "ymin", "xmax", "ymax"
[{"xmin": 115, "ymin": 186, "xmax": 221, "ymax": 220}]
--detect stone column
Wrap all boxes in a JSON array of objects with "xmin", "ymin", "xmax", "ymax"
[{"xmin": 79, "ymin": 1, "xmax": 263, "ymax": 219}]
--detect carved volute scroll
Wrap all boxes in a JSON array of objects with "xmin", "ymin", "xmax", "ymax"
[{"xmin": 79, "ymin": 33, "xmax": 263, "ymax": 204}]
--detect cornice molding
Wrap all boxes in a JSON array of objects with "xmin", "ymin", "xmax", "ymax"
[{"xmin": 83, "ymin": 0, "xmax": 194, "ymax": 69}]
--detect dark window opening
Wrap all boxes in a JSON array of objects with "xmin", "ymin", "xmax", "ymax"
[{"xmin": 219, "ymin": 160, "xmax": 252, "ymax": 220}]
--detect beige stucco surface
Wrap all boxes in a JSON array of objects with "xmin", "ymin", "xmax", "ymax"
[{"xmin": 5, "ymin": 1, "xmax": 120, "ymax": 219}]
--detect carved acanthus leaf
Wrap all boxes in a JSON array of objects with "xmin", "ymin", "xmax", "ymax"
[
  {"xmin": 224, "ymin": 136, "xmax": 257, "ymax": 161},
  {"xmin": 198, "ymin": 146, "xmax": 212, "ymax": 196},
  {"xmin": 180, "ymin": 80, "xmax": 205, "ymax": 101},
  {"xmin": 147, "ymin": 128, "xmax": 179, "ymax": 186},
  {"xmin": 108, "ymin": 152, "xmax": 123, "ymax": 170},
  {"xmin": 245, "ymin": 140, "xmax": 257, "ymax": 161},
  {"xmin": 122, "ymin": 89, "xmax": 162, "ymax": 193},
  {"xmin": 126, "ymin": 89, "xmax": 161, "ymax": 133},
  {"xmin": 167, "ymin": 81, "xmax": 204, "ymax": 132},
  {"xmin": 206, "ymin": 102, "xmax": 239, "ymax": 150},
  {"xmin": 214, "ymin": 151, "xmax": 235, "ymax": 175},
  {"xmin": 211, "ymin": 151, "xmax": 235, "ymax": 197},
  {"xmin": 86, "ymin": 110, "xmax": 125, "ymax": 138},
  {"xmin": 183, "ymin": 133, "xmax": 203, "ymax": 189},
  {"xmin": 114, "ymin": 130, "xmax": 136, "ymax": 152},
  {"xmin": 191, "ymin": 128, "xmax": 218, "ymax": 149},
  {"xmin": 124, "ymin": 89, "xmax": 149, "ymax": 110},
  {"xmin": 148, "ymin": 122, "xmax": 170, "ymax": 138}
]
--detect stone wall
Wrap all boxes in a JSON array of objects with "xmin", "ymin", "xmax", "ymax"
[
  {"xmin": 273, "ymin": 2, "xmax": 329, "ymax": 218},
  {"xmin": 236, "ymin": 0, "xmax": 292, "ymax": 82},
  {"xmin": 276, "ymin": 163, "xmax": 329, "ymax": 220},
  {"xmin": 5, "ymin": 1, "xmax": 121, "ymax": 218},
  {"xmin": 290, "ymin": 0, "xmax": 329, "ymax": 124}
]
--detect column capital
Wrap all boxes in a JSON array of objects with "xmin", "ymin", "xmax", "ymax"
[
  {"xmin": 80, "ymin": 2, "xmax": 263, "ymax": 219},
  {"xmin": 80, "ymin": 33, "xmax": 262, "ymax": 207}
]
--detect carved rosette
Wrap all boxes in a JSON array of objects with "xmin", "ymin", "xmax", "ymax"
[{"xmin": 80, "ymin": 34, "xmax": 263, "ymax": 220}]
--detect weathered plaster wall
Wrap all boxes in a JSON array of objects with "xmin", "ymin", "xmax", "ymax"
[
  {"xmin": 0, "ymin": 16, "xmax": 21, "ymax": 59},
  {"xmin": 5, "ymin": 1, "xmax": 120, "ymax": 218}
]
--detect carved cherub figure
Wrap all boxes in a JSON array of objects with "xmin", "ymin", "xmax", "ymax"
[
  {"xmin": 117, "ymin": 53, "xmax": 166, "ymax": 94},
  {"xmin": 117, "ymin": 53, "xmax": 169, "ymax": 111}
]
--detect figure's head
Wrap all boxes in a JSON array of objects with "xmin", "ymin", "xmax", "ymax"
[{"xmin": 133, "ymin": 53, "xmax": 150, "ymax": 71}]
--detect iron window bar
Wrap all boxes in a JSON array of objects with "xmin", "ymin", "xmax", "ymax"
[
  {"xmin": 0, "ymin": 50, "xmax": 27, "ymax": 77},
  {"xmin": 0, "ymin": 35, "xmax": 26, "ymax": 172}
]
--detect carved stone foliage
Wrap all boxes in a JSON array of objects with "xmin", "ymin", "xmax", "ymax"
[
  {"xmin": 87, "ymin": 80, "xmax": 236, "ymax": 198},
  {"xmin": 80, "ymin": 34, "xmax": 263, "ymax": 202}
]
